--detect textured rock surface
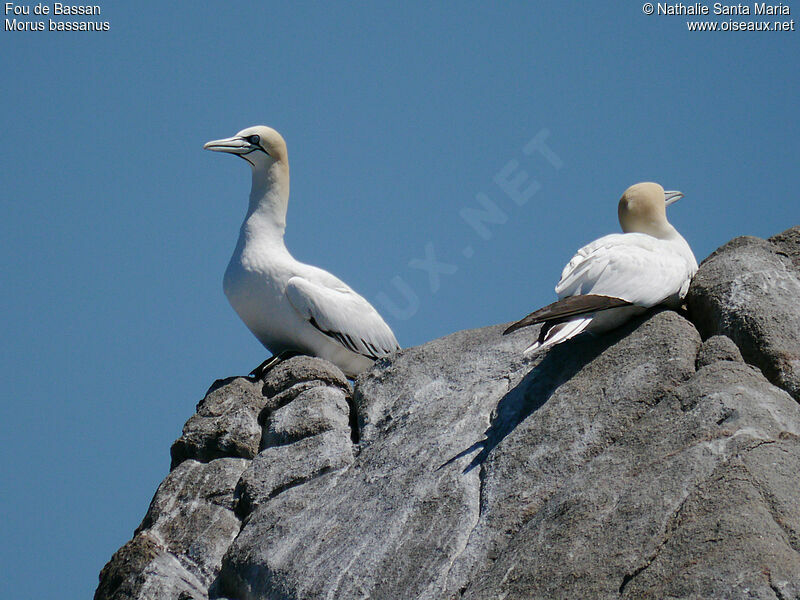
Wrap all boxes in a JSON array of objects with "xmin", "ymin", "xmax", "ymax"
[
  {"xmin": 95, "ymin": 458, "xmax": 248, "ymax": 600},
  {"xmin": 236, "ymin": 429, "xmax": 355, "ymax": 517},
  {"xmin": 695, "ymin": 334, "xmax": 744, "ymax": 368},
  {"xmin": 237, "ymin": 382, "xmax": 355, "ymax": 516},
  {"xmin": 688, "ymin": 226, "xmax": 800, "ymax": 401},
  {"xmin": 260, "ymin": 356, "xmax": 350, "ymax": 403},
  {"xmin": 464, "ymin": 359, "xmax": 800, "ymax": 599},
  {"xmin": 261, "ymin": 385, "xmax": 351, "ymax": 447},
  {"xmin": 98, "ymin": 226, "xmax": 800, "ymax": 600},
  {"xmin": 96, "ymin": 358, "xmax": 354, "ymax": 600},
  {"xmin": 770, "ymin": 226, "xmax": 800, "ymax": 268},
  {"xmin": 170, "ymin": 377, "xmax": 267, "ymax": 469}
]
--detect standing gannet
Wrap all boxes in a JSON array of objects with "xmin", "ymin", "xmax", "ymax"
[
  {"xmin": 504, "ymin": 182, "xmax": 697, "ymax": 352},
  {"xmin": 204, "ymin": 125, "xmax": 400, "ymax": 378}
]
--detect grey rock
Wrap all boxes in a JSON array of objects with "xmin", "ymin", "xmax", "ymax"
[
  {"xmin": 96, "ymin": 458, "xmax": 247, "ymax": 600},
  {"xmin": 260, "ymin": 356, "xmax": 350, "ymax": 404},
  {"xmin": 214, "ymin": 312, "xmax": 703, "ymax": 600},
  {"xmin": 214, "ymin": 321, "xmax": 532, "ymax": 600},
  {"xmin": 444, "ymin": 311, "xmax": 702, "ymax": 599},
  {"xmin": 261, "ymin": 385, "xmax": 351, "ymax": 448},
  {"xmin": 95, "ymin": 534, "xmax": 163, "ymax": 600},
  {"xmin": 100, "ymin": 228, "xmax": 800, "ymax": 600},
  {"xmin": 97, "ymin": 357, "xmax": 356, "ymax": 600},
  {"xmin": 214, "ymin": 308, "xmax": 800, "ymax": 600},
  {"xmin": 231, "ymin": 355, "xmax": 357, "ymax": 516},
  {"xmin": 695, "ymin": 334, "xmax": 744, "ymax": 368},
  {"xmin": 171, "ymin": 377, "xmax": 267, "ymax": 469},
  {"xmin": 259, "ymin": 380, "xmax": 326, "ymax": 414},
  {"xmin": 770, "ymin": 225, "xmax": 800, "ymax": 269},
  {"xmin": 235, "ymin": 430, "xmax": 354, "ymax": 517},
  {"xmin": 463, "ymin": 360, "xmax": 800, "ymax": 600},
  {"xmin": 687, "ymin": 228, "xmax": 800, "ymax": 400}
]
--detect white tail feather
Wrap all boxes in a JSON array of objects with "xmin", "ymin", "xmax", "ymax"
[{"xmin": 523, "ymin": 317, "xmax": 593, "ymax": 354}]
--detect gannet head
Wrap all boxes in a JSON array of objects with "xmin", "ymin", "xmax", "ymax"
[
  {"xmin": 618, "ymin": 182, "xmax": 684, "ymax": 238},
  {"xmin": 203, "ymin": 125, "xmax": 288, "ymax": 170}
]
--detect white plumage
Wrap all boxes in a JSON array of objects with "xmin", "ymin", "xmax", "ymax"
[
  {"xmin": 505, "ymin": 182, "xmax": 698, "ymax": 352},
  {"xmin": 205, "ymin": 125, "xmax": 400, "ymax": 377}
]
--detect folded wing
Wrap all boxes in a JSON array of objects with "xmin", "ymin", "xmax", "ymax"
[
  {"xmin": 504, "ymin": 233, "xmax": 693, "ymax": 342},
  {"xmin": 555, "ymin": 233, "xmax": 692, "ymax": 306},
  {"xmin": 286, "ymin": 276, "xmax": 400, "ymax": 360}
]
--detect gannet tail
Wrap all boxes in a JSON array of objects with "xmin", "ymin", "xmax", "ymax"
[
  {"xmin": 504, "ymin": 294, "xmax": 632, "ymax": 336},
  {"xmin": 523, "ymin": 317, "xmax": 593, "ymax": 354}
]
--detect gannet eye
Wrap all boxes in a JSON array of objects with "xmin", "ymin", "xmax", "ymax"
[{"xmin": 246, "ymin": 135, "xmax": 260, "ymax": 145}]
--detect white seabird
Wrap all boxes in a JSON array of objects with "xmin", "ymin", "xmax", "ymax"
[
  {"xmin": 504, "ymin": 182, "xmax": 698, "ymax": 352},
  {"xmin": 204, "ymin": 125, "xmax": 400, "ymax": 378}
]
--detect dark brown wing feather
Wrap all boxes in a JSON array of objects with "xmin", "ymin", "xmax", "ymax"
[{"xmin": 503, "ymin": 294, "xmax": 633, "ymax": 335}]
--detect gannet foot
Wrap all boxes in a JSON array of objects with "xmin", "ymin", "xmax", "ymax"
[{"xmin": 249, "ymin": 350, "xmax": 303, "ymax": 380}]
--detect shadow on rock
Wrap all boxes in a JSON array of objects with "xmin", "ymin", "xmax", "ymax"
[{"xmin": 444, "ymin": 313, "xmax": 658, "ymax": 474}]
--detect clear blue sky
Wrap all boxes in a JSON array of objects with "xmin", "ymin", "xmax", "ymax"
[{"xmin": 1, "ymin": 2, "xmax": 798, "ymax": 597}]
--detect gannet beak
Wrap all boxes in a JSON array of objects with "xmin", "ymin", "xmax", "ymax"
[
  {"xmin": 203, "ymin": 136, "xmax": 251, "ymax": 154},
  {"xmin": 664, "ymin": 190, "xmax": 684, "ymax": 206}
]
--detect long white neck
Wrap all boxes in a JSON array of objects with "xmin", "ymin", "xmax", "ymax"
[{"xmin": 242, "ymin": 161, "xmax": 290, "ymax": 243}]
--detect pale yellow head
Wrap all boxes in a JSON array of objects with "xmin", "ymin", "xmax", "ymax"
[
  {"xmin": 204, "ymin": 125, "xmax": 288, "ymax": 167},
  {"xmin": 204, "ymin": 125, "xmax": 292, "ymax": 229},
  {"xmin": 618, "ymin": 182, "xmax": 683, "ymax": 239}
]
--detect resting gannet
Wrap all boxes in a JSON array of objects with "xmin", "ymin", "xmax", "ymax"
[
  {"xmin": 504, "ymin": 182, "xmax": 697, "ymax": 352},
  {"xmin": 204, "ymin": 126, "xmax": 400, "ymax": 378}
]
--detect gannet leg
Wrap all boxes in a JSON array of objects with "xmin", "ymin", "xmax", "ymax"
[{"xmin": 249, "ymin": 350, "xmax": 303, "ymax": 380}]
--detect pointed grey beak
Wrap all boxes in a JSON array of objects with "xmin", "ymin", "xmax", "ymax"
[
  {"xmin": 203, "ymin": 136, "xmax": 250, "ymax": 154},
  {"xmin": 664, "ymin": 190, "xmax": 684, "ymax": 206}
]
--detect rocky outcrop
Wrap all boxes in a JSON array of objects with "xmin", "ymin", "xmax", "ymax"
[
  {"xmin": 97, "ymin": 226, "xmax": 800, "ymax": 600},
  {"xmin": 687, "ymin": 229, "xmax": 800, "ymax": 401},
  {"xmin": 96, "ymin": 359, "xmax": 355, "ymax": 600}
]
